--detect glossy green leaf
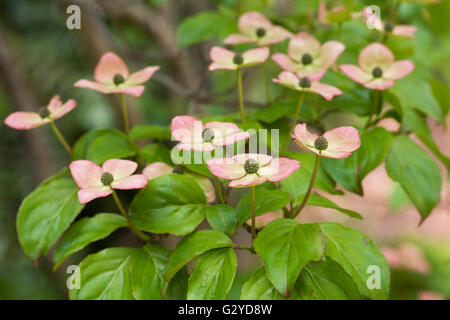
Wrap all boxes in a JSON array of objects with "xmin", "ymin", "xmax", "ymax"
[
  {"xmin": 206, "ymin": 204, "xmax": 238, "ymax": 237},
  {"xmin": 295, "ymin": 192, "xmax": 363, "ymax": 219},
  {"xmin": 187, "ymin": 248, "xmax": 237, "ymax": 300},
  {"xmin": 253, "ymin": 219, "xmax": 325, "ymax": 297},
  {"xmin": 53, "ymin": 213, "xmax": 128, "ymax": 269},
  {"xmin": 139, "ymin": 144, "xmax": 172, "ymax": 165},
  {"xmin": 164, "ymin": 230, "xmax": 232, "ymax": 282},
  {"xmin": 129, "ymin": 124, "xmax": 171, "ymax": 141},
  {"xmin": 385, "ymin": 135, "xmax": 441, "ymax": 221},
  {"xmin": 130, "ymin": 174, "xmax": 209, "ymax": 235},
  {"xmin": 17, "ymin": 176, "xmax": 84, "ymax": 262},
  {"xmin": 240, "ymin": 268, "xmax": 283, "ymax": 300}
]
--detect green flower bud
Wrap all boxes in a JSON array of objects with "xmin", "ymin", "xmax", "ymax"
[
  {"xmin": 372, "ymin": 67, "xmax": 383, "ymax": 78},
  {"xmin": 314, "ymin": 136, "xmax": 328, "ymax": 151},
  {"xmin": 299, "ymin": 77, "xmax": 311, "ymax": 89},
  {"xmin": 233, "ymin": 53, "xmax": 244, "ymax": 65},
  {"xmin": 301, "ymin": 53, "xmax": 313, "ymax": 66},
  {"xmin": 101, "ymin": 172, "xmax": 114, "ymax": 186},
  {"xmin": 244, "ymin": 158, "xmax": 259, "ymax": 174},
  {"xmin": 113, "ymin": 74, "xmax": 125, "ymax": 86}
]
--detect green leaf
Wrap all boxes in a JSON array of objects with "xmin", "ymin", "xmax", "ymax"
[
  {"xmin": 322, "ymin": 127, "xmax": 392, "ymax": 195},
  {"xmin": 385, "ymin": 135, "xmax": 441, "ymax": 221},
  {"xmin": 53, "ymin": 213, "xmax": 128, "ymax": 269},
  {"xmin": 430, "ymin": 78, "xmax": 450, "ymax": 117},
  {"xmin": 253, "ymin": 219, "xmax": 325, "ymax": 297},
  {"xmin": 240, "ymin": 268, "xmax": 283, "ymax": 300},
  {"xmin": 130, "ymin": 174, "xmax": 209, "ymax": 235},
  {"xmin": 235, "ymin": 188, "xmax": 292, "ymax": 227},
  {"xmin": 70, "ymin": 247, "xmax": 135, "ymax": 300},
  {"xmin": 187, "ymin": 248, "xmax": 237, "ymax": 300},
  {"xmin": 206, "ymin": 204, "xmax": 238, "ymax": 237},
  {"xmin": 164, "ymin": 230, "xmax": 232, "ymax": 282},
  {"xmin": 17, "ymin": 176, "xmax": 84, "ymax": 262},
  {"xmin": 247, "ymin": 100, "xmax": 296, "ymax": 123},
  {"xmin": 176, "ymin": 11, "xmax": 229, "ymax": 47},
  {"xmin": 139, "ymin": 144, "xmax": 172, "ymax": 165},
  {"xmin": 280, "ymin": 152, "xmax": 339, "ymax": 198},
  {"xmin": 318, "ymin": 222, "xmax": 390, "ymax": 300},
  {"xmin": 129, "ymin": 124, "xmax": 171, "ymax": 141},
  {"xmin": 72, "ymin": 128, "xmax": 136, "ymax": 164},
  {"xmin": 295, "ymin": 192, "xmax": 363, "ymax": 219}
]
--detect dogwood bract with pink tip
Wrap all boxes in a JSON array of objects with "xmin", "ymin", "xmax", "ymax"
[
  {"xmin": 74, "ymin": 52, "xmax": 159, "ymax": 97},
  {"xmin": 362, "ymin": 7, "xmax": 417, "ymax": 39},
  {"xmin": 143, "ymin": 162, "xmax": 216, "ymax": 203},
  {"xmin": 171, "ymin": 116, "xmax": 250, "ymax": 152},
  {"xmin": 69, "ymin": 159, "xmax": 148, "ymax": 204},
  {"xmin": 340, "ymin": 43, "xmax": 415, "ymax": 90},
  {"xmin": 224, "ymin": 11, "xmax": 292, "ymax": 46},
  {"xmin": 209, "ymin": 47, "xmax": 269, "ymax": 71},
  {"xmin": 272, "ymin": 32, "xmax": 345, "ymax": 81},
  {"xmin": 4, "ymin": 95, "xmax": 76, "ymax": 130},
  {"xmin": 292, "ymin": 123, "xmax": 360, "ymax": 159},
  {"xmin": 273, "ymin": 72, "xmax": 342, "ymax": 100},
  {"xmin": 206, "ymin": 154, "xmax": 300, "ymax": 188}
]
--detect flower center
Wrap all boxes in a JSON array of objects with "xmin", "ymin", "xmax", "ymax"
[
  {"xmin": 384, "ymin": 21, "xmax": 394, "ymax": 33},
  {"xmin": 301, "ymin": 53, "xmax": 313, "ymax": 65},
  {"xmin": 314, "ymin": 136, "xmax": 328, "ymax": 151},
  {"xmin": 202, "ymin": 128, "xmax": 215, "ymax": 142},
  {"xmin": 172, "ymin": 165, "xmax": 183, "ymax": 174},
  {"xmin": 38, "ymin": 107, "xmax": 51, "ymax": 119},
  {"xmin": 233, "ymin": 53, "xmax": 244, "ymax": 65},
  {"xmin": 113, "ymin": 74, "xmax": 125, "ymax": 86},
  {"xmin": 244, "ymin": 158, "xmax": 259, "ymax": 174},
  {"xmin": 372, "ymin": 67, "xmax": 383, "ymax": 78},
  {"xmin": 101, "ymin": 172, "xmax": 114, "ymax": 186},
  {"xmin": 256, "ymin": 28, "xmax": 266, "ymax": 38},
  {"xmin": 299, "ymin": 77, "xmax": 311, "ymax": 88}
]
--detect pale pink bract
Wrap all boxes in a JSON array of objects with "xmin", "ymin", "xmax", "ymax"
[
  {"xmin": 171, "ymin": 115, "xmax": 250, "ymax": 152},
  {"xmin": 208, "ymin": 47, "xmax": 269, "ymax": 71},
  {"xmin": 74, "ymin": 52, "xmax": 159, "ymax": 97},
  {"xmin": 4, "ymin": 95, "xmax": 77, "ymax": 130},
  {"xmin": 224, "ymin": 11, "xmax": 292, "ymax": 46},
  {"xmin": 69, "ymin": 159, "xmax": 148, "ymax": 204},
  {"xmin": 272, "ymin": 32, "xmax": 345, "ymax": 81},
  {"xmin": 206, "ymin": 153, "xmax": 300, "ymax": 188},
  {"xmin": 292, "ymin": 123, "xmax": 360, "ymax": 159},
  {"xmin": 362, "ymin": 7, "xmax": 418, "ymax": 39},
  {"xmin": 340, "ymin": 43, "xmax": 415, "ymax": 90},
  {"xmin": 142, "ymin": 162, "xmax": 216, "ymax": 203},
  {"xmin": 272, "ymin": 71, "xmax": 342, "ymax": 101}
]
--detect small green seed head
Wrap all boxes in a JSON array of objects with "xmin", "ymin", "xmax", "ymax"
[
  {"xmin": 101, "ymin": 172, "xmax": 114, "ymax": 186},
  {"xmin": 244, "ymin": 158, "xmax": 259, "ymax": 174},
  {"xmin": 314, "ymin": 136, "xmax": 328, "ymax": 151},
  {"xmin": 301, "ymin": 53, "xmax": 313, "ymax": 66},
  {"xmin": 384, "ymin": 21, "xmax": 394, "ymax": 33},
  {"xmin": 299, "ymin": 77, "xmax": 311, "ymax": 89},
  {"xmin": 172, "ymin": 165, "xmax": 183, "ymax": 174},
  {"xmin": 372, "ymin": 67, "xmax": 383, "ymax": 78},
  {"xmin": 256, "ymin": 28, "xmax": 266, "ymax": 38},
  {"xmin": 202, "ymin": 128, "xmax": 215, "ymax": 142},
  {"xmin": 38, "ymin": 107, "xmax": 51, "ymax": 119},
  {"xmin": 233, "ymin": 53, "xmax": 244, "ymax": 65},
  {"xmin": 113, "ymin": 74, "xmax": 125, "ymax": 86}
]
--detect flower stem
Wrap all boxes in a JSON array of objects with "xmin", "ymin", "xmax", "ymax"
[
  {"xmin": 365, "ymin": 90, "xmax": 381, "ymax": 129},
  {"xmin": 251, "ymin": 186, "xmax": 256, "ymax": 246},
  {"xmin": 214, "ymin": 176, "xmax": 225, "ymax": 204},
  {"xmin": 236, "ymin": 67, "xmax": 246, "ymax": 123},
  {"xmin": 282, "ymin": 91, "xmax": 305, "ymax": 153},
  {"xmin": 262, "ymin": 61, "xmax": 272, "ymax": 105},
  {"xmin": 110, "ymin": 189, "xmax": 149, "ymax": 241},
  {"xmin": 292, "ymin": 154, "xmax": 321, "ymax": 218},
  {"xmin": 120, "ymin": 93, "xmax": 129, "ymax": 136},
  {"xmin": 49, "ymin": 121, "xmax": 72, "ymax": 155}
]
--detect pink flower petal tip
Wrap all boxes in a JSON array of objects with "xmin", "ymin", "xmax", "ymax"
[{"xmin": 209, "ymin": 46, "xmax": 269, "ymax": 71}]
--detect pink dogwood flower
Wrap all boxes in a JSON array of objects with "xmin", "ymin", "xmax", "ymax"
[
  {"xmin": 171, "ymin": 116, "xmax": 250, "ymax": 152},
  {"xmin": 292, "ymin": 123, "xmax": 360, "ymax": 159},
  {"xmin": 224, "ymin": 11, "xmax": 292, "ymax": 46},
  {"xmin": 143, "ymin": 162, "xmax": 216, "ymax": 203},
  {"xmin": 272, "ymin": 32, "xmax": 345, "ymax": 81},
  {"xmin": 362, "ymin": 7, "xmax": 417, "ymax": 39},
  {"xmin": 208, "ymin": 46, "xmax": 269, "ymax": 71},
  {"xmin": 4, "ymin": 95, "xmax": 76, "ymax": 130},
  {"xmin": 69, "ymin": 159, "xmax": 148, "ymax": 204},
  {"xmin": 340, "ymin": 43, "xmax": 415, "ymax": 90},
  {"xmin": 273, "ymin": 71, "xmax": 342, "ymax": 100},
  {"xmin": 74, "ymin": 52, "xmax": 159, "ymax": 97},
  {"xmin": 206, "ymin": 154, "xmax": 300, "ymax": 188}
]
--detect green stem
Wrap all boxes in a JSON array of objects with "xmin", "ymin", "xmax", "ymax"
[
  {"xmin": 236, "ymin": 67, "xmax": 246, "ymax": 123},
  {"xmin": 338, "ymin": 22, "xmax": 343, "ymax": 42},
  {"xmin": 251, "ymin": 186, "xmax": 256, "ymax": 246},
  {"xmin": 214, "ymin": 177, "xmax": 225, "ymax": 204},
  {"xmin": 233, "ymin": 244, "xmax": 256, "ymax": 254},
  {"xmin": 292, "ymin": 154, "xmax": 321, "ymax": 218},
  {"xmin": 262, "ymin": 61, "xmax": 271, "ymax": 105},
  {"xmin": 365, "ymin": 90, "xmax": 380, "ymax": 129},
  {"xmin": 49, "ymin": 121, "xmax": 72, "ymax": 155},
  {"xmin": 111, "ymin": 189, "xmax": 149, "ymax": 241},
  {"xmin": 120, "ymin": 93, "xmax": 129, "ymax": 136},
  {"xmin": 282, "ymin": 91, "xmax": 305, "ymax": 153}
]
